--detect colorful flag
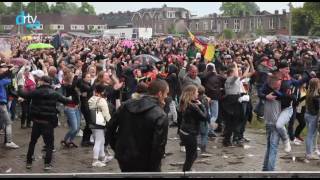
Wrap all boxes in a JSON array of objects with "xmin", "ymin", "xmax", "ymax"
[{"xmin": 187, "ymin": 30, "xmax": 215, "ymax": 62}]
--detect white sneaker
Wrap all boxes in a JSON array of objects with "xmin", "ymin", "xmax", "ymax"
[
  {"xmin": 293, "ymin": 138, "xmax": 302, "ymax": 146},
  {"xmin": 306, "ymin": 154, "xmax": 320, "ymax": 160},
  {"xmin": 180, "ymin": 146, "xmax": 186, "ymax": 152},
  {"xmin": 314, "ymin": 150, "xmax": 320, "ymax": 156},
  {"xmin": 76, "ymin": 130, "xmax": 83, "ymax": 137},
  {"xmin": 5, "ymin": 142, "xmax": 19, "ymax": 149},
  {"xmin": 102, "ymin": 155, "xmax": 113, "ymax": 163},
  {"xmin": 92, "ymin": 161, "xmax": 106, "ymax": 167},
  {"xmin": 284, "ymin": 141, "xmax": 291, "ymax": 153}
]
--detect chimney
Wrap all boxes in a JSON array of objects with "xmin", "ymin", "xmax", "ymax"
[
  {"xmin": 282, "ymin": 9, "xmax": 286, "ymax": 15},
  {"xmin": 275, "ymin": 10, "xmax": 279, "ymax": 15}
]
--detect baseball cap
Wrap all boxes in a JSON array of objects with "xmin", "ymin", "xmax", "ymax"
[{"xmin": 224, "ymin": 54, "xmax": 232, "ymax": 59}]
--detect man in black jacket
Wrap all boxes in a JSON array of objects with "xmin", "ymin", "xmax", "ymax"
[
  {"xmin": 18, "ymin": 76, "xmax": 72, "ymax": 170},
  {"xmin": 107, "ymin": 79, "xmax": 169, "ymax": 172}
]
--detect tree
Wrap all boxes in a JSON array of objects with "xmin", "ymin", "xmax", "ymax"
[
  {"xmin": 26, "ymin": 2, "xmax": 50, "ymax": 15},
  {"xmin": 219, "ymin": 2, "xmax": 260, "ymax": 16},
  {"xmin": 292, "ymin": 2, "xmax": 320, "ymax": 36},
  {"xmin": 78, "ymin": 2, "xmax": 96, "ymax": 15},
  {"xmin": 0, "ymin": 2, "xmax": 8, "ymax": 15},
  {"xmin": 9, "ymin": 2, "xmax": 25, "ymax": 15},
  {"xmin": 50, "ymin": 2, "xmax": 79, "ymax": 15},
  {"xmin": 292, "ymin": 7, "xmax": 312, "ymax": 36},
  {"xmin": 222, "ymin": 28, "xmax": 235, "ymax": 39}
]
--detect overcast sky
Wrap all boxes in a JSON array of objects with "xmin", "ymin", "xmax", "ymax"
[{"xmin": 5, "ymin": 2, "xmax": 304, "ymax": 17}]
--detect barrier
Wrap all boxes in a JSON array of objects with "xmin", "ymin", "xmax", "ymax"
[{"xmin": 1, "ymin": 171, "xmax": 320, "ymax": 178}]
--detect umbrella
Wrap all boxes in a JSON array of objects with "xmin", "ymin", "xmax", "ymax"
[
  {"xmin": 133, "ymin": 54, "xmax": 161, "ymax": 65},
  {"xmin": 121, "ymin": 40, "xmax": 134, "ymax": 48},
  {"xmin": 197, "ymin": 36, "xmax": 209, "ymax": 44},
  {"xmin": 254, "ymin": 37, "xmax": 270, "ymax": 44},
  {"xmin": 164, "ymin": 36, "xmax": 174, "ymax": 44},
  {"xmin": 10, "ymin": 58, "xmax": 28, "ymax": 66},
  {"xmin": 27, "ymin": 43, "xmax": 54, "ymax": 50}
]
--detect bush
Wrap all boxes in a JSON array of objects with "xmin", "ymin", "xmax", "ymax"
[{"xmin": 223, "ymin": 28, "xmax": 235, "ymax": 39}]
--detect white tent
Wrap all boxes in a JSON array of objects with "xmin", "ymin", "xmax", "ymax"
[{"xmin": 254, "ymin": 36, "xmax": 270, "ymax": 44}]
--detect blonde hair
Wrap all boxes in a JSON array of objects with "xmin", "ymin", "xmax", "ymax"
[
  {"xmin": 307, "ymin": 78, "xmax": 320, "ymax": 96},
  {"xmin": 179, "ymin": 85, "xmax": 198, "ymax": 112}
]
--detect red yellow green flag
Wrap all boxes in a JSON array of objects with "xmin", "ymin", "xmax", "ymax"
[{"xmin": 187, "ymin": 30, "xmax": 215, "ymax": 62}]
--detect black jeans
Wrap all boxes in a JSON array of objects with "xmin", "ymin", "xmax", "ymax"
[
  {"xmin": 80, "ymin": 104, "xmax": 92, "ymax": 144},
  {"xmin": 27, "ymin": 122, "xmax": 54, "ymax": 165},
  {"xmin": 295, "ymin": 107, "xmax": 306, "ymax": 138},
  {"xmin": 21, "ymin": 100, "xmax": 31, "ymax": 126},
  {"xmin": 179, "ymin": 132, "xmax": 197, "ymax": 172},
  {"xmin": 223, "ymin": 112, "xmax": 241, "ymax": 144}
]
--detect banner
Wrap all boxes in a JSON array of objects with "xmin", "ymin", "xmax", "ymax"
[
  {"xmin": 0, "ymin": 38, "xmax": 12, "ymax": 59},
  {"xmin": 187, "ymin": 29, "xmax": 215, "ymax": 62}
]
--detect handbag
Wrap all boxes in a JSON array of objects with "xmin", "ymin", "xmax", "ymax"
[{"xmin": 90, "ymin": 98, "xmax": 106, "ymax": 126}]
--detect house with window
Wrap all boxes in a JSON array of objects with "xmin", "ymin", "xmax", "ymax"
[{"xmin": 0, "ymin": 14, "xmax": 107, "ymax": 34}]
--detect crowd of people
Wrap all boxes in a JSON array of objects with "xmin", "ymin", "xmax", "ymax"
[{"xmin": 1, "ymin": 34, "xmax": 320, "ymax": 172}]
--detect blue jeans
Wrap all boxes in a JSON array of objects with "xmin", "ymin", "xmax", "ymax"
[
  {"xmin": 262, "ymin": 124, "xmax": 280, "ymax": 171},
  {"xmin": 276, "ymin": 106, "xmax": 293, "ymax": 144},
  {"xmin": 64, "ymin": 107, "xmax": 81, "ymax": 142},
  {"xmin": 208, "ymin": 100, "xmax": 219, "ymax": 135},
  {"xmin": 304, "ymin": 113, "xmax": 318, "ymax": 156},
  {"xmin": 199, "ymin": 121, "xmax": 209, "ymax": 148}
]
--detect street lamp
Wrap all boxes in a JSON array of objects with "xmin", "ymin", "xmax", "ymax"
[{"xmin": 288, "ymin": 2, "xmax": 293, "ymax": 46}]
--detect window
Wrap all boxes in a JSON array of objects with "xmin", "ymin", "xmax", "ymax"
[
  {"xmin": 249, "ymin": 19, "xmax": 254, "ymax": 31},
  {"xmin": 211, "ymin": 20, "xmax": 214, "ymax": 30},
  {"xmin": 234, "ymin": 19, "xmax": 240, "ymax": 31},
  {"xmin": 269, "ymin": 18, "xmax": 274, "ymax": 29},
  {"xmin": 167, "ymin": 11, "xmax": 175, "ymax": 18},
  {"xmin": 223, "ymin": 19, "xmax": 228, "ymax": 29},
  {"xmin": 196, "ymin": 22, "xmax": 199, "ymax": 31},
  {"xmin": 71, "ymin": 24, "xmax": 84, "ymax": 31},
  {"xmin": 50, "ymin": 24, "xmax": 64, "ymax": 30},
  {"xmin": 278, "ymin": 17, "xmax": 281, "ymax": 29},
  {"xmin": 203, "ymin": 22, "xmax": 209, "ymax": 31},
  {"xmin": 256, "ymin": 18, "xmax": 262, "ymax": 29},
  {"xmin": 3, "ymin": 25, "xmax": 14, "ymax": 30}
]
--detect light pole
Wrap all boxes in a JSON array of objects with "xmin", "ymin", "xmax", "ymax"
[{"xmin": 288, "ymin": 2, "xmax": 293, "ymax": 46}]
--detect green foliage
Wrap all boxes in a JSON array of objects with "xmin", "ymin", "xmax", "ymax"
[
  {"xmin": 78, "ymin": 2, "xmax": 96, "ymax": 15},
  {"xmin": 292, "ymin": 7, "xmax": 313, "ymax": 36},
  {"xmin": 50, "ymin": 2, "xmax": 79, "ymax": 15},
  {"xmin": 26, "ymin": 2, "xmax": 50, "ymax": 15},
  {"xmin": 9, "ymin": 2, "xmax": 25, "ymax": 15},
  {"xmin": 222, "ymin": 28, "xmax": 235, "ymax": 39},
  {"xmin": 219, "ymin": 2, "xmax": 260, "ymax": 16},
  {"xmin": 0, "ymin": 2, "xmax": 7, "ymax": 15},
  {"xmin": 168, "ymin": 24, "xmax": 177, "ymax": 34},
  {"xmin": 292, "ymin": 2, "xmax": 320, "ymax": 36},
  {"xmin": 255, "ymin": 27, "xmax": 265, "ymax": 36}
]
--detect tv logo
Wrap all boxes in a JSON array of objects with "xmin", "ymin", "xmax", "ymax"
[{"xmin": 16, "ymin": 11, "xmax": 41, "ymax": 29}]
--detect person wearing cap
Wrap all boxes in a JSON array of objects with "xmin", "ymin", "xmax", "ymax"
[
  {"xmin": 18, "ymin": 75, "xmax": 72, "ymax": 170},
  {"xmin": 202, "ymin": 63, "xmax": 226, "ymax": 137}
]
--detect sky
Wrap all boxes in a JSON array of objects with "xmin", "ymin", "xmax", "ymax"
[{"xmin": 4, "ymin": 2, "xmax": 305, "ymax": 17}]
